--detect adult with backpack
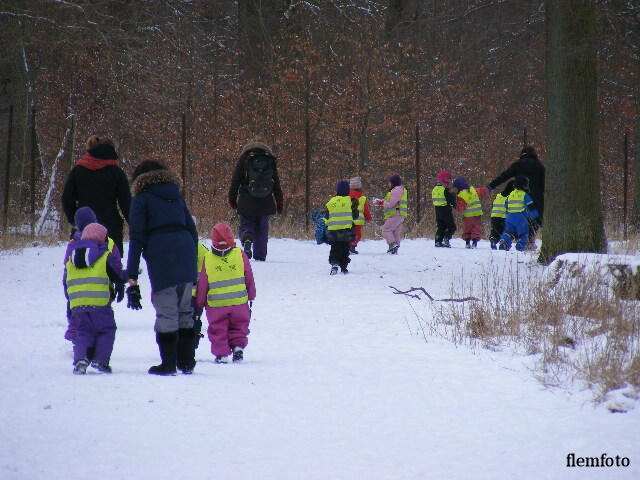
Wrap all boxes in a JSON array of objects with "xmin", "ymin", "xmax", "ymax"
[{"xmin": 228, "ymin": 141, "xmax": 284, "ymax": 261}]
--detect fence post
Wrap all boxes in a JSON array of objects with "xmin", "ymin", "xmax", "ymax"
[
  {"xmin": 30, "ymin": 107, "xmax": 37, "ymax": 237},
  {"xmin": 181, "ymin": 112, "xmax": 189, "ymax": 207},
  {"xmin": 3, "ymin": 105, "xmax": 14, "ymax": 234},
  {"xmin": 624, "ymin": 132, "xmax": 629, "ymax": 240},
  {"xmin": 415, "ymin": 123, "xmax": 421, "ymax": 225}
]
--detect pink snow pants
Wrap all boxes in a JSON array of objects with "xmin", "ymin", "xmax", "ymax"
[
  {"xmin": 382, "ymin": 215, "xmax": 404, "ymax": 246},
  {"xmin": 462, "ymin": 216, "xmax": 482, "ymax": 240},
  {"xmin": 205, "ymin": 303, "xmax": 251, "ymax": 357}
]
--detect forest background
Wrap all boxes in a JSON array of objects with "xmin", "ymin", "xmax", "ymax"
[{"xmin": 0, "ymin": 0, "xmax": 638, "ymax": 237}]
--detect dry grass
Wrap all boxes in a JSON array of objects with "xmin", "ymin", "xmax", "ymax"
[{"xmin": 431, "ymin": 256, "xmax": 640, "ymax": 404}]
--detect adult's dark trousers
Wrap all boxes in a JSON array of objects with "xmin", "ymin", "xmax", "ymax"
[
  {"xmin": 489, "ymin": 217, "xmax": 505, "ymax": 244},
  {"xmin": 239, "ymin": 215, "xmax": 270, "ymax": 261},
  {"xmin": 329, "ymin": 241, "xmax": 350, "ymax": 269},
  {"xmin": 434, "ymin": 206, "xmax": 456, "ymax": 243}
]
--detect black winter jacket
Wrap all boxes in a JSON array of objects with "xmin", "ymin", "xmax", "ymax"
[
  {"xmin": 228, "ymin": 149, "xmax": 284, "ymax": 217},
  {"xmin": 488, "ymin": 154, "xmax": 546, "ymax": 220},
  {"xmin": 61, "ymin": 164, "xmax": 131, "ymax": 247}
]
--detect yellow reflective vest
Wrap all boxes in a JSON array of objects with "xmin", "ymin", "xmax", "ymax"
[
  {"xmin": 506, "ymin": 189, "xmax": 526, "ymax": 214},
  {"xmin": 432, "ymin": 185, "xmax": 447, "ymax": 206},
  {"xmin": 491, "ymin": 193, "xmax": 507, "ymax": 218},
  {"xmin": 326, "ymin": 196, "xmax": 354, "ymax": 231},
  {"xmin": 353, "ymin": 196, "xmax": 367, "ymax": 226},
  {"xmin": 384, "ymin": 187, "xmax": 408, "ymax": 219},
  {"xmin": 204, "ymin": 247, "xmax": 248, "ymax": 307},
  {"xmin": 65, "ymin": 241, "xmax": 113, "ymax": 309},
  {"xmin": 192, "ymin": 242, "xmax": 209, "ymax": 297},
  {"xmin": 458, "ymin": 186, "xmax": 482, "ymax": 217}
]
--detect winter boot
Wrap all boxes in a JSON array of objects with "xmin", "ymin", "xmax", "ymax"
[
  {"xmin": 435, "ymin": 240, "xmax": 443, "ymax": 248},
  {"xmin": 443, "ymin": 238, "xmax": 451, "ymax": 248},
  {"xmin": 177, "ymin": 328, "xmax": 196, "ymax": 374},
  {"xmin": 73, "ymin": 359, "xmax": 88, "ymax": 375},
  {"xmin": 215, "ymin": 355, "xmax": 229, "ymax": 364},
  {"xmin": 90, "ymin": 362, "xmax": 112, "ymax": 374},
  {"xmin": 465, "ymin": 240, "xmax": 471, "ymax": 249},
  {"xmin": 472, "ymin": 239, "xmax": 478, "ymax": 249},
  {"xmin": 387, "ymin": 243, "xmax": 399, "ymax": 254},
  {"xmin": 330, "ymin": 264, "xmax": 339, "ymax": 275},
  {"xmin": 148, "ymin": 331, "xmax": 178, "ymax": 376},
  {"xmin": 232, "ymin": 346, "xmax": 244, "ymax": 363},
  {"xmin": 193, "ymin": 317, "xmax": 204, "ymax": 350},
  {"xmin": 349, "ymin": 245, "xmax": 359, "ymax": 254},
  {"xmin": 243, "ymin": 239, "xmax": 253, "ymax": 259},
  {"xmin": 490, "ymin": 241, "xmax": 497, "ymax": 250},
  {"xmin": 498, "ymin": 239, "xmax": 508, "ymax": 251}
]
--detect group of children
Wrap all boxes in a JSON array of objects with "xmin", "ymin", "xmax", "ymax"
[
  {"xmin": 433, "ymin": 170, "xmax": 539, "ymax": 251},
  {"xmin": 314, "ymin": 170, "xmax": 539, "ymax": 276},
  {"xmin": 63, "ymin": 207, "xmax": 255, "ymax": 374}
]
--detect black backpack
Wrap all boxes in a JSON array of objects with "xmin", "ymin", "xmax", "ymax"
[{"xmin": 244, "ymin": 151, "xmax": 276, "ymax": 198}]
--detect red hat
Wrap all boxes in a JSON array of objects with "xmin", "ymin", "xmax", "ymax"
[
  {"xmin": 210, "ymin": 223, "xmax": 236, "ymax": 250},
  {"xmin": 437, "ymin": 170, "xmax": 452, "ymax": 187}
]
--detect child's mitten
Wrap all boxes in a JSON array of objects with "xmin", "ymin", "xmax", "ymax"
[{"xmin": 126, "ymin": 285, "xmax": 142, "ymax": 310}]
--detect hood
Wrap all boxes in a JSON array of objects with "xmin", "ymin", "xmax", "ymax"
[
  {"xmin": 336, "ymin": 180, "xmax": 350, "ymax": 196},
  {"xmin": 210, "ymin": 223, "xmax": 236, "ymax": 250},
  {"xmin": 452, "ymin": 177, "xmax": 470, "ymax": 191},
  {"xmin": 437, "ymin": 170, "xmax": 452, "ymax": 187},
  {"xmin": 74, "ymin": 206, "xmax": 97, "ymax": 230},
  {"xmin": 241, "ymin": 141, "xmax": 273, "ymax": 156},
  {"xmin": 76, "ymin": 153, "xmax": 118, "ymax": 171},
  {"xmin": 68, "ymin": 239, "xmax": 108, "ymax": 269},
  {"xmin": 132, "ymin": 168, "xmax": 183, "ymax": 197}
]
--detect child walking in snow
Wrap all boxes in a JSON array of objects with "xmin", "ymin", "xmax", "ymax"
[
  {"xmin": 432, "ymin": 170, "xmax": 456, "ymax": 248},
  {"xmin": 373, "ymin": 174, "xmax": 407, "ymax": 254},
  {"xmin": 63, "ymin": 222, "xmax": 127, "ymax": 374},
  {"xmin": 498, "ymin": 176, "xmax": 539, "ymax": 251},
  {"xmin": 64, "ymin": 206, "xmax": 125, "ymax": 343},
  {"xmin": 348, "ymin": 176, "xmax": 372, "ymax": 254},
  {"xmin": 196, "ymin": 223, "xmax": 256, "ymax": 363},
  {"xmin": 325, "ymin": 180, "xmax": 359, "ymax": 274},
  {"xmin": 452, "ymin": 177, "xmax": 489, "ymax": 248},
  {"xmin": 489, "ymin": 181, "xmax": 514, "ymax": 250}
]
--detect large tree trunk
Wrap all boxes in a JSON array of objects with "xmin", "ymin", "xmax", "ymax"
[
  {"xmin": 539, "ymin": 0, "xmax": 605, "ymax": 263},
  {"xmin": 633, "ymin": 55, "xmax": 640, "ymax": 231}
]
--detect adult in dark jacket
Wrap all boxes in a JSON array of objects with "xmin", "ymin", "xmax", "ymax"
[
  {"xmin": 488, "ymin": 145, "xmax": 546, "ymax": 223},
  {"xmin": 61, "ymin": 135, "xmax": 131, "ymax": 256},
  {"xmin": 126, "ymin": 160, "xmax": 198, "ymax": 376},
  {"xmin": 228, "ymin": 141, "xmax": 284, "ymax": 261}
]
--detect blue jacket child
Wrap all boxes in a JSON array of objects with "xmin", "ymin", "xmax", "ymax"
[{"xmin": 499, "ymin": 176, "xmax": 539, "ymax": 251}]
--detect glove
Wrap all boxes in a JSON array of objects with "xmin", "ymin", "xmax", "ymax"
[
  {"xmin": 126, "ymin": 285, "xmax": 142, "ymax": 310},
  {"xmin": 373, "ymin": 198, "xmax": 384, "ymax": 207},
  {"xmin": 229, "ymin": 198, "xmax": 237, "ymax": 210},
  {"xmin": 115, "ymin": 282, "xmax": 125, "ymax": 303},
  {"xmin": 276, "ymin": 201, "xmax": 283, "ymax": 214}
]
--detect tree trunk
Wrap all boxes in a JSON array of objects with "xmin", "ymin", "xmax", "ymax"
[
  {"xmin": 633, "ymin": 58, "xmax": 640, "ymax": 230},
  {"xmin": 539, "ymin": 0, "xmax": 605, "ymax": 263}
]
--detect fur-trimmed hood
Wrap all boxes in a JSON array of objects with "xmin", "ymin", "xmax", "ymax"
[
  {"xmin": 132, "ymin": 168, "xmax": 182, "ymax": 196},
  {"xmin": 241, "ymin": 141, "xmax": 273, "ymax": 156}
]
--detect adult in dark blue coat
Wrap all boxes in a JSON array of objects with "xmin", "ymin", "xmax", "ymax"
[{"xmin": 126, "ymin": 160, "xmax": 198, "ymax": 376}]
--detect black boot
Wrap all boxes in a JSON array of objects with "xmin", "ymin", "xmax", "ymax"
[
  {"xmin": 177, "ymin": 328, "xmax": 196, "ymax": 374},
  {"xmin": 148, "ymin": 331, "xmax": 178, "ymax": 376}
]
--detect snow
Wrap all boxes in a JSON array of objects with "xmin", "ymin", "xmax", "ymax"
[{"xmin": 1, "ymin": 238, "xmax": 638, "ymax": 479}]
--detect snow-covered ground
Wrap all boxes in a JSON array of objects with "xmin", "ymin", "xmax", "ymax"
[{"xmin": 1, "ymin": 237, "xmax": 638, "ymax": 479}]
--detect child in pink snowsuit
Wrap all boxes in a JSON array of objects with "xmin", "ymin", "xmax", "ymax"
[
  {"xmin": 196, "ymin": 223, "xmax": 256, "ymax": 363},
  {"xmin": 374, "ymin": 174, "xmax": 407, "ymax": 254}
]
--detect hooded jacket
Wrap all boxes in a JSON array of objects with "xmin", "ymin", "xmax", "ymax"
[{"xmin": 126, "ymin": 168, "xmax": 198, "ymax": 292}]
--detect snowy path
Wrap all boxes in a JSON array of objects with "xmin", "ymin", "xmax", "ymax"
[{"xmin": 1, "ymin": 238, "xmax": 638, "ymax": 479}]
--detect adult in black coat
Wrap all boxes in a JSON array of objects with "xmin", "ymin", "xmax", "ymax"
[
  {"xmin": 228, "ymin": 141, "xmax": 284, "ymax": 261},
  {"xmin": 488, "ymin": 145, "xmax": 546, "ymax": 223},
  {"xmin": 126, "ymin": 160, "xmax": 198, "ymax": 376},
  {"xmin": 61, "ymin": 135, "xmax": 131, "ymax": 256}
]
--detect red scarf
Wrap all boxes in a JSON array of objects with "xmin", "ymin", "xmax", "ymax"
[{"xmin": 76, "ymin": 153, "xmax": 118, "ymax": 171}]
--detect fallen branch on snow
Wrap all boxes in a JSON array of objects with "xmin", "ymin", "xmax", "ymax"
[{"xmin": 389, "ymin": 286, "xmax": 479, "ymax": 303}]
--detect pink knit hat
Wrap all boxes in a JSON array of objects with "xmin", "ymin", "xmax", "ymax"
[
  {"xmin": 437, "ymin": 170, "xmax": 452, "ymax": 187},
  {"xmin": 81, "ymin": 223, "xmax": 107, "ymax": 242},
  {"xmin": 210, "ymin": 223, "xmax": 236, "ymax": 250}
]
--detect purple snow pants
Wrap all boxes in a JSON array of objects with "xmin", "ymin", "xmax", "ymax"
[
  {"xmin": 72, "ymin": 306, "xmax": 117, "ymax": 365},
  {"xmin": 205, "ymin": 304, "xmax": 251, "ymax": 357},
  {"xmin": 239, "ymin": 215, "xmax": 270, "ymax": 261}
]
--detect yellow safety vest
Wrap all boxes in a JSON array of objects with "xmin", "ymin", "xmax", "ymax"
[
  {"xmin": 326, "ymin": 196, "xmax": 353, "ymax": 231},
  {"xmin": 192, "ymin": 242, "xmax": 209, "ymax": 297},
  {"xmin": 507, "ymin": 189, "xmax": 526, "ymax": 214},
  {"xmin": 432, "ymin": 185, "xmax": 446, "ymax": 206},
  {"xmin": 384, "ymin": 187, "xmax": 408, "ymax": 219},
  {"xmin": 491, "ymin": 193, "xmax": 507, "ymax": 218},
  {"xmin": 353, "ymin": 195, "xmax": 367, "ymax": 226},
  {"xmin": 65, "ymin": 241, "xmax": 113, "ymax": 309},
  {"xmin": 458, "ymin": 186, "xmax": 482, "ymax": 217},
  {"xmin": 204, "ymin": 247, "xmax": 248, "ymax": 307}
]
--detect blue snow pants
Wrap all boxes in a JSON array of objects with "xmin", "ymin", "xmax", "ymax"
[{"xmin": 500, "ymin": 213, "xmax": 529, "ymax": 251}]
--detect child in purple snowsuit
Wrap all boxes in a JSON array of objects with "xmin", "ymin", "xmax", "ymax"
[
  {"xmin": 196, "ymin": 223, "xmax": 256, "ymax": 363},
  {"xmin": 63, "ymin": 223, "xmax": 127, "ymax": 374}
]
